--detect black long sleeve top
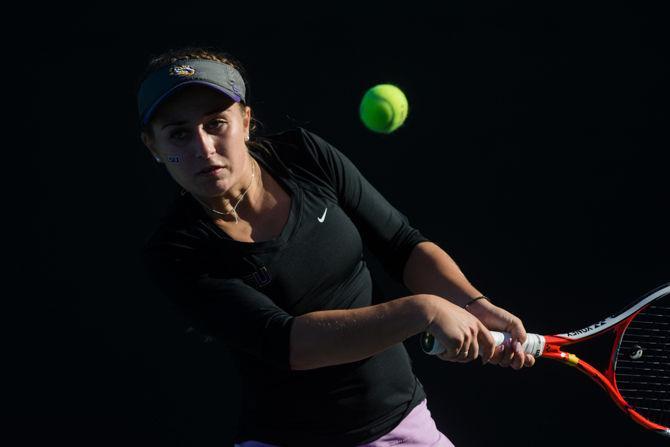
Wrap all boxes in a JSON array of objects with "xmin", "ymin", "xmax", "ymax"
[{"xmin": 140, "ymin": 127, "xmax": 430, "ymax": 446}]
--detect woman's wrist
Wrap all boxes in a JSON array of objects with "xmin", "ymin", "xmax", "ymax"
[
  {"xmin": 416, "ymin": 294, "xmax": 441, "ymax": 331},
  {"xmin": 464, "ymin": 295, "xmax": 489, "ymax": 310},
  {"xmin": 464, "ymin": 295, "xmax": 494, "ymax": 317}
]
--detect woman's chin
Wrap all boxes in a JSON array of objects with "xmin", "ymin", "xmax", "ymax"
[{"xmin": 195, "ymin": 180, "xmax": 231, "ymax": 197}]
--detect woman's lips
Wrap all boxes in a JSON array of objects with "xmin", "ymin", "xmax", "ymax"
[{"xmin": 198, "ymin": 166, "xmax": 224, "ymax": 176}]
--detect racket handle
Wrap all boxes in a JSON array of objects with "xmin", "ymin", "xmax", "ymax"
[{"xmin": 420, "ymin": 330, "xmax": 546, "ymax": 357}]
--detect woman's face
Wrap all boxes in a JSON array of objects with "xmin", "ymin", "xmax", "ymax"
[{"xmin": 142, "ymin": 85, "xmax": 252, "ymax": 201}]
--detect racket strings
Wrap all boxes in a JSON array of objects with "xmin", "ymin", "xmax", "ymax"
[{"xmin": 615, "ymin": 297, "xmax": 670, "ymax": 427}]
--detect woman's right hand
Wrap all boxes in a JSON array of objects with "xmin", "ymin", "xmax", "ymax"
[{"xmin": 425, "ymin": 295, "xmax": 498, "ymax": 364}]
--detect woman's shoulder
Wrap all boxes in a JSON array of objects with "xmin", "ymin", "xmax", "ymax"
[
  {"xmin": 141, "ymin": 190, "xmax": 212, "ymax": 256},
  {"xmin": 257, "ymin": 126, "xmax": 338, "ymax": 160},
  {"xmin": 263, "ymin": 125, "xmax": 318, "ymax": 143},
  {"xmin": 255, "ymin": 127, "xmax": 339, "ymax": 196},
  {"xmin": 257, "ymin": 126, "xmax": 347, "ymax": 176}
]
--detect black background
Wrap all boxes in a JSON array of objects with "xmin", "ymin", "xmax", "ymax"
[{"xmin": 12, "ymin": 3, "xmax": 669, "ymax": 446}]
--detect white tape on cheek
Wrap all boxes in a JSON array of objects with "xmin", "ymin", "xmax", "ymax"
[{"xmin": 166, "ymin": 155, "xmax": 182, "ymax": 163}]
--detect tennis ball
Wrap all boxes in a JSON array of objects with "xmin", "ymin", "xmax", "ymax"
[{"xmin": 359, "ymin": 84, "xmax": 408, "ymax": 134}]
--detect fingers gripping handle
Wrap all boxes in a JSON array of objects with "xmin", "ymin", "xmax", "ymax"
[{"xmin": 420, "ymin": 331, "xmax": 546, "ymax": 357}]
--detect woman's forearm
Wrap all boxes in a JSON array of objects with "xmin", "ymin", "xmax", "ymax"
[
  {"xmin": 402, "ymin": 241, "xmax": 483, "ymax": 307},
  {"xmin": 289, "ymin": 294, "xmax": 435, "ymax": 370}
]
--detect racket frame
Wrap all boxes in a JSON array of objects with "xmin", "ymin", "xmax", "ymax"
[{"xmin": 421, "ymin": 282, "xmax": 670, "ymax": 437}]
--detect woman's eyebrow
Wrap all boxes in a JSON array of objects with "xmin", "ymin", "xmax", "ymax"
[
  {"xmin": 161, "ymin": 107, "xmax": 229, "ymax": 130},
  {"xmin": 205, "ymin": 106, "xmax": 229, "ymax": 116},
  {"xmin": 162, "ymin": 120, "xmax": 186, "ymax": 130}
]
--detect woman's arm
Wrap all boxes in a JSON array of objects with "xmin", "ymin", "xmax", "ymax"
[
  {"xmin": 402, "ymin": 241, "xmax": 484, "ymax": 307},
  {"xmin": 402, "ymin": 241, "xmax": 535, "ymax": 369},
  {"xmin": 290, "ymin": 294, "xmax": 435, "ymax": 370}
]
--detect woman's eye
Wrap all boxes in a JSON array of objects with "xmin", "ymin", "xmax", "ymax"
[
  {"xmin": 207, "ymin": 119, "xmax": 226, "ymax": 130},
  {"xmin": 170, "ymin": 129, "xmax": 188, "ymax": 140}
]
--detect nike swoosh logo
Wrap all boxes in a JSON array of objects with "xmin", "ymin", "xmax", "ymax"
[{"xmin": 317, "ymin": 208, "xmax": 328, "ymax": 223}]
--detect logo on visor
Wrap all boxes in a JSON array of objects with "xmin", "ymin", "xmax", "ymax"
[{"xmin": 169, "ymin": 65, "xmax": 196, "ymax": 77}]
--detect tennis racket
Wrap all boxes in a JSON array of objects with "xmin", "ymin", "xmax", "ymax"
[{"xmin": 420, "ymin": 282, "xmax": 670, "ymax": 437}]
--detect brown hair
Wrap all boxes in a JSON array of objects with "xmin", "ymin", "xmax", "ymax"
[{"xmin": 137, "ymin": 46, "xmax": 265, "ymax": 148}]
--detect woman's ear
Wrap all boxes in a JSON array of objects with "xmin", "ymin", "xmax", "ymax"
[
  {"xmin": 242, "ymin": 104, "xmax": 252, "ymax": 134},
  {"xmin": 141, "ymin": 131, "xmax": 162, "ymax": 163}
]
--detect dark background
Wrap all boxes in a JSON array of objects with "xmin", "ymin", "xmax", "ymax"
[{"xmin": 12, "ymin": 4, "xmax": 668, "ymax": 446}]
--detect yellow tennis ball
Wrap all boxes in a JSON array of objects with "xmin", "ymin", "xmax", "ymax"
[{"xmin": 359, "ymin": 84, "xmax": 409, "ymax": 134}]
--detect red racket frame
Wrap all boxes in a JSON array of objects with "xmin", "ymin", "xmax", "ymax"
[{"xmin": 541, "ymin": 307, "xmax": 667, "ymax": 434}]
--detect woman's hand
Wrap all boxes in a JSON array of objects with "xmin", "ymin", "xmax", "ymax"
[
  {"xmin": 465, "ymin": 298, "xmax": 535, "ymax": 370},
  {"xmin": 426, "ymin": 296, "xmax": 498, "ymax": 364}
]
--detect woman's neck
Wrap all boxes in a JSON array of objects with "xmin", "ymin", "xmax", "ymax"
[{"xmin": 196, "ymin": 154, "xmax": 266, "ymax": 223}]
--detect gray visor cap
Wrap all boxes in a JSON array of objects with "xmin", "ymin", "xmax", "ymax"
[{"xmin": 137, "ymin": 59, "xmax": 246, "ymax": 125}]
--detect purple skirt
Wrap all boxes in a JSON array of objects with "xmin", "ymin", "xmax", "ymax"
[{"xmin": 234, "ymin": 398, "xmax": 455, "ymax": 447}]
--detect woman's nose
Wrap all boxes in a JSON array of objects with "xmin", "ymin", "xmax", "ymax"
[{"xmin": 193, "ymin": 127, "xmax": 217, "ymax": 159}]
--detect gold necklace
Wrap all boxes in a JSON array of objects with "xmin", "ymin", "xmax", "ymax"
[{"xmin": 196, "ymin": 155, "xmax": 258, "ymax": 224}]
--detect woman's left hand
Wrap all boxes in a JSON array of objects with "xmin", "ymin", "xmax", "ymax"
[{"xmin": 465, "ymin": 298, "xmax": 536, "ymax": 370}]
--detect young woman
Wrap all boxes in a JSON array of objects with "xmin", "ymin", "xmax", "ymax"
[{"xmin": 138, "ymin": 47, "xmax": 534, "ymax": 447}]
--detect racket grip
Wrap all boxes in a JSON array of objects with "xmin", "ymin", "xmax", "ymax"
[{"xmin": 420, "ymin": 330, "xmax": 545, "ymax": 357}]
